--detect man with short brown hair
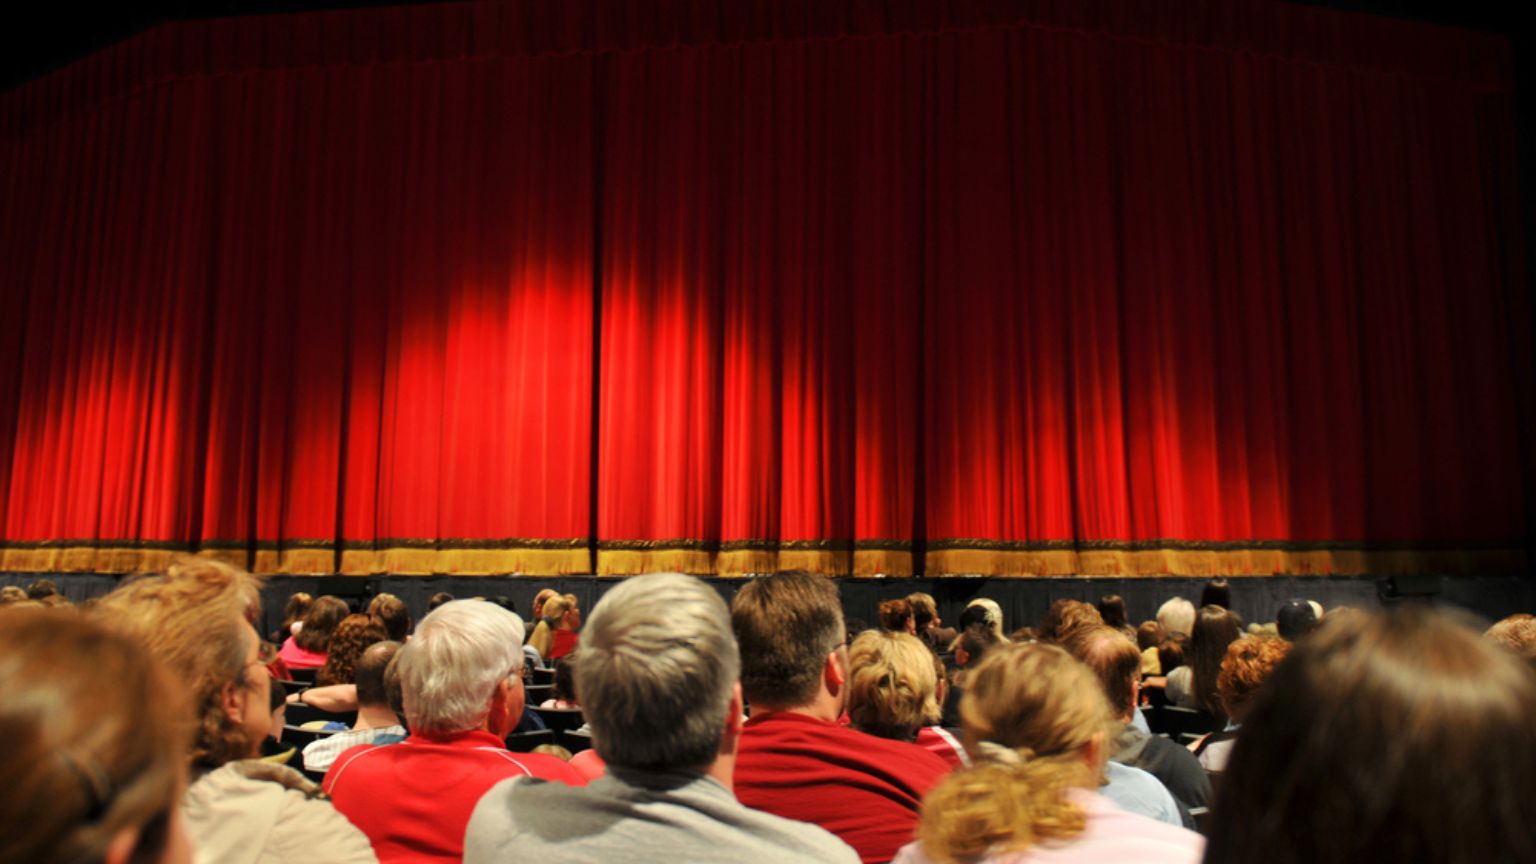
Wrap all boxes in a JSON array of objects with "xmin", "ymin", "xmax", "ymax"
[{"xmin": 732, "ymin": 572, "xmax": 950, "ymax": 864}]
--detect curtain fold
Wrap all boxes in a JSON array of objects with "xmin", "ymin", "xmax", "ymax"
[{"xmin": 0, "ymin": 0, "xmax": 1527, "ymax": 577}]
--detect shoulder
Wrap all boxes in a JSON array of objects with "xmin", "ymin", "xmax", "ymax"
[
  {"xmin": 486, "ymin": 749, "xmax": 588, "ymax": 785},
  {"xmin": 1077, "ymin": 791, "xmax": 1205, "ymax": 861},
  {"xmin": 187, "ymin": 762, "xmax": 377, "ymax": 864}
]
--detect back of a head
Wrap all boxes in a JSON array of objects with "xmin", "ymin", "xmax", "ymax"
[
  {"xmin": 427, "ymin": 591, "xmax": 454, "ymax": 612},
  {"xmin": 356, "ymin": 640, "xmax": 403, "ymax": 709},
  {"xmin": 1040, "ymin": 599, "xmax": 1103, "ymax": 644},
  {"xmin": 964, "ymin": 598, "xmax": 1005, "ymax": 638},
  {"xmin": 731, "ymin": 571, "xmax": 844, "ymax": 709},
  {"xmin": 578, "ymin": 573, "xmax": 738, "ymax": 771},
  {"xmin": 878, "ymin": 598, "xmax": 914, "ymax": 633},
  {"xmin": 957, "ymin": 622, "xmax": 1001, "ymax": 666},
  {"xmin": 397, "ymin": 599, "xmax": 524, "ymax": 735},
  {"xmin": 1190, "ymin": 604, "xmax": 1243, "ymax": 717},
  {"xmin": 1061, "ymin": 625, "xmax": 1140, "ymax": 718},
  {"xmin": 25, "ymin": 578, "xmax": 59, "ymax": 599},
  {"xmin": 1156, "ymin": 597, "xmax": 1196, "ymax": 638},
  {"xmin": 317, "ymin": 613, "xmax": 388, "ymax": 686},
  {"xmin": 918, "ymin": 642, "xmax": 1113, "ymax": 864},
  {"xmin": 93, "ymin": 557, "xmax": 264, "ymax": 768},
  {"xmin": 294, "ymin": 595, "xmax": 349, "ymax": 652},
  {"xmin": 1200, "ymin": 578, "xmax": 1231, "ymax": 610},
  {"xmin": 907, "ymin": 592, "xmax": 938, "ymax": 629},
  {"xmin": 281, "ymin": 592, "xmax": 313, "ymax": 630},
  {"xmin": 367, "ymin": 593, "xmax": 412, "ymax": 642},
  {"xmin": 0, "ymin": 609, "xmax": 190, "ymax": 864},
  {"xmin": 846, "ymin": 630, "xmax": 938, "ymax": 739},
  {"xmin": 1207, "ymin": 606, "xmax": 1536, "ymax": 864},
  {"xmin": 1276, "ymin": 599, "xmax": 1319, "ymax": 641},
  {"xmin": 1215, "ymin": 635, "xmax": 1290, "ymax": 722},
  {"xmin": 1097, "ymin": 595, "xmax": 1129, "ymax": 630},
  {"xmin": 1484, "ymin": 614, "xmax": 1536, "ymax": 673},
  {"xmin": 1135, "ymin": 620, "xmax": 1164, "ymax": 652}
]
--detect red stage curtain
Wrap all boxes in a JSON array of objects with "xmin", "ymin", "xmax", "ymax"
[{"xmin": 0, "ymin": 0, "xmax": 1529, "ymax": 577}]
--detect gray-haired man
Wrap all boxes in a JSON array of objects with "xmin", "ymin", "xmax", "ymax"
[{"xmin": 464, "ymin": 573, "xmax": 858, "ymax": 864}]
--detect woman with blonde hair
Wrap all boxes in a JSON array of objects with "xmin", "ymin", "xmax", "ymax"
[
  {"xmin": 847, "ymin": 630, "xmax": 967, "ymax": 766},
  {"xmin": 896, "ymin": 642, "xmax": 1201, "ymax": 864},
  {"xmin": 528, "ymin": 593, "xmax": 581, "ymax": 661},
  {"xmin": 0, "ymin": 608, "xmax": 193, "ymax": 864}
]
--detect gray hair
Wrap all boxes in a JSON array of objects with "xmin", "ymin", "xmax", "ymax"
[
  {"xmin": 1157, "ymin": 597, "xmax": 1196, "ymax": 638},
  {"xmin": 577, "ymin": 573, "xmax": 739, "ymax": 771},
  {"xmin": 396, "ymin": 599, "xmax": 525, "ymax": 734}
]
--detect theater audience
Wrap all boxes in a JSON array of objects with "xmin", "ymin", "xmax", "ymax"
[
  {"xmin": 732, "ymin": 571, "xmax": 951, "ymax": 864},
  {"xmin": 316, "ymin": 614, "xmax": 387, "ymax": 687},
  {"xmin": 1157, "ymin": 597, "xmax": 1196, "ymax": 638},
  {"xmin": 896, "ymin": 642, "xmax": 1202, "ymax": 864},
  {"xmin": 96, "ymin": 557, "xmax": 375, "ymax": 863},
  {"xmin": 528, "ymin": 593, "xmax": 582, "ymax": 662},
  {"xmin": 0, "ymin": 608, "xmax": 194, "ymax": 864},
  {"xmin": 1063, "ymin": 626, "xmax": 1211, "ymax": 823},
  {"xmin": 465, "ymin": 573, "xmax": 858, "ymax": 864},
  {"xmin": 908, "ymin": 591, "xmax": 955, "ymax": 650},
  {"xmin": 879, "ymin": 598, "xmax": 917, "ymax": 634},
  {"xmin": 846, "ymin": 630, "xmax": 966, "ymax": 767},
  {"xmin": 366, "ymin": 593, "xmax": 412, "ymax": 642},
  {"xmin": 1204, "ymin": 606, "xmax": 1536, "ymax": 864},
  {"xmin": 279, "ymin": 595, "xmax": 349, "ymax": 670},
  {"xmin": 1165, "ymin": 605, "xmax": 1241, "ymax": 718},
  {"xmin": 1275, "ymin": 599, "xmax": 1318, "ymax": 641},
  {"xmin": 325, "ymin": 599, "xmax": 581, "ymax": 862},
  {"xmin": 301, "ymin": 641, "xmax": 407, "ymax": 774},
  {"xmin": 1194, "ymin": 635, "xmax": 1290, "ymax": 772}
]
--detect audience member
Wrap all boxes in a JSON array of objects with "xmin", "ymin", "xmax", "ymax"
[
  {"xmin": 316, "ymin": 613, "xmax": 388, "ymax": 687},
  {"xmin": 526, "ymin": 588, "xmax": 559, "ymax": 634},
  {"xmin": 1275, "ymin": 598, "xmax": 1318, "ymax": 641},
  {"xmin": 732, "ymin": 571, "xmax": 951, "ymax": 864},
  {"xmin": 907, "ymin": 591, "xmax": 955, "ymax": 651},
  {"xmin": 528, "ymin": 593, "xmax": 582, "ymax": 662},
  {"xmin": 896, "ymin": 642, "xmax": 1202, "ymax": 864},
  {"xmin": 1039, "ymin": 598, "xmax": 1103, "ymax": 644},
  {"xmin": 302, "ymin": 641, "xmax": 408, "ymax": 774},
  {"xmin": 325, "ymin": 599, "xmax": 581, "ymax": 862},
  {"xmin": 426, "ymin": 591, "xmax": 454, "ymax": 612},
  {"xmin": 0, "ymin": 584, "xmax": 27, "ymax": 604},
  {"xmin": 465, "ymin": 573, "xmax": 858, "ymax": 864},
  {"xmin": 541, "ymin": 658, "xmax": 580, "ymax": 709},
  {"xmin": 1199, "ymin": 578, "xmax": 1231, "ymax": 611},
  {"xmin": 1137, "ymin": 620, "xmax": 1165, "ymax": 675},
  {"xmin": 1063, "ymin": 625, "xmax": 1211, "ymax": 823},
  {"xmin": 280, "ymin": 595, "xmax": 349, "ymax": 670},
  {"xmin": 961, "ymin": 597, "xmax": 1006, "ymax": 640},
  {"xmin": 1483, "ymin": 612, "xmax": 1536, "ymax": 672},
  {"xmin": 846, "ymin": 630, "xmax": 965, "ymax": 767},
  {"xmin": 25, "ymin": 577, "xmax": 60, "ymax": 599},
  {"xmin": 1156, "ymin": 597, "xmax": 1196, "ymax": 638},
  {"xmin": 1195, "ymin": 635, "xmax": 1290, "ymax": 772},
  {"xmin": 1098, "ymin": 594, "xmax": 1138, "ymax": 642},
  {"xmin": 0, "ymin": 608, "xmax": 193, "ymax": 864},
  {"xmin": 96, "ymin": 557, "xmax": 375, "ymax": 863},
  {"xmin": 878, "ymin": 598, "xmax": 916, "ymax": 635},
  {"xmin": 367, "ymin": 593, "xmax": 412, "ymax": 642},
  {"xmin": 271, "ymin": 591, "xmax": 312, "ymax": 643},
  {"xmin": 1205, "ymin": 606, "xmax": 1536, "ymax": 864},
  {"xmin": 1165, "ymin": 605, "xmax": 1241, "ymax": 718}
]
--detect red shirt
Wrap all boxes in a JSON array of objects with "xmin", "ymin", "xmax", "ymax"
[
  {"xmin": 548, "ymin": 628, "xmax": 580, "ymax": 661},
  {"xmin": 915, "ymin": 726, "xmax": 969, "ymax": 769},
  {"xmin": 324, "ymin": 729, "xmax": 584, "ymax": 863},
  {"xmin": 278, "ymin": 636, "xmax": 326, "ymax": 669},
  {"xmin": 735, "ymin": 711, "xmax": 952, "ymax": 864}
]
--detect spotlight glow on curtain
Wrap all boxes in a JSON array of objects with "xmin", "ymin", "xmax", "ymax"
[{"xmin": 0, "ymin": 0, "xmax": 1529, "ymax": 577}]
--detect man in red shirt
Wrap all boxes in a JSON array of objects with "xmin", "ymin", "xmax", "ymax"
[
  {"xmin": 325, "ymin": 599, "xmax": 583, "ymax": 862},
  {"xmin": 731, "ymin": 573, "xmax": 952, "ymax": 864}
]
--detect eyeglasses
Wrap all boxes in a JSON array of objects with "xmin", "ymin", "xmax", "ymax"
[{"xmin": 253, "ymin": 641, "xmax": 279, "ymax": 666}]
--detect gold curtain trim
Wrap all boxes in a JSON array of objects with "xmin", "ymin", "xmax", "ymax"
[
  {"xmin": 926, "ymin": 547, "xmax": 1526, "ymax": 577},
  {"xmin": 598, "ymin": 549, "xmax": 716, "ymax": 576}
]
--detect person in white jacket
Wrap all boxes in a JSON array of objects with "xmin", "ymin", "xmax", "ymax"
[{"xmin": 99, "ymin": 557, "xmax": 376, "ymax": 864}]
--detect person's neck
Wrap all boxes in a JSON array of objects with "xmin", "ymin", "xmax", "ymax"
[
  {"xmin": 706, "ymin": 752, "xmax": 735, "ymax": 791},
  {"xmin": 749, "ymin": 692, "xmax": 841, "ymax": 723},
  {"xmin": 353, "ymin": 704, "xmax": 402, "ymax": 731}
]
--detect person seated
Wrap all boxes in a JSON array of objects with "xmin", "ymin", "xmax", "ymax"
[
  {"xmin": 301, "ymin": 641, "xmax": 408, "ymax": 774},
  {"xmin": 1156, "ymin": 597, "xmax": 1196, "ymax": 639},
  {"xmin": 1204, "ymin": 606, "xmax": 1536, "ymax": 864},
  {"xmin": 466, "ymin": 573, "xmax": 858, "ymax": 863},
  {"xmin": 1038, "ymin": 598, "xmax": 1103, "ymax": 644},
  {"xmin": 907, "ymin": 592, "xmax": 955, "ymax": 651},
  {"xmin": 528, "ymin": 593, "xmax": 582, "ymax": 662},
  {"xmin": 1192, "ymin": 635, "xmax": 1291, "ymax": 772},
  {"xmin": 279, "ymin": 595, "xmax": 349, "ymax": 670},
  {"xmin": 540, "ymin": 658, "xmax": 580, "ymax": 709},
  {"xmin": 1275, "ymin": 598, "xmax": 1319, "ymax": 641},
  {"xmin": 942, "ymin": 622, "xmax": 1002, "ymax": 727},
  {"xmin": 270, "ymin": 591, "xmax": 312, "ymax": 644},
  {"xmin": 1164, "ymin": 605, "xmax": 1241, "ymax": 716},
  {"xmin": 1484, "ymin": 612, "xmax": 1536, "ymax": 672},
  {"xmin": 1062, "ymin": 625, "xmax": 1210, "ymax": 825},
  {"xmin": 731, "ymin": 572, "xmax": 951, "ymax": 864},
  {"xmin": 316, "ymin": 614, "xmax": 387, "ymax": 687},
  {"xmin": 1137, "ymin": 620, "xmax": 1165, "ymax": 676},
  {"xmin": 878, "ymin": 599, "xmax": 917, "ymax": 635},
  {"xmin": 894, "ymin": 642, "xmax": 1203, "ymax": 864},
  {"xmin": 845, "ymin": 630, "xmax": 966, "ymax": 768},
  {"xmin": 0, "ymin": 607, "xmax": 194, "ymax": 864},
  {"xmin": 325, "ymin": 599, "xmax": 582, "ymax": 862},
  {"xmin": 366, "ymin": 593, "xmax": 412, "ymax": 642},
  {"xmin": 96, "ymin": 557, "xmax": 375, "ymax": 863}
]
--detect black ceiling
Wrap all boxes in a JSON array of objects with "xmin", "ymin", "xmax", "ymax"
[{"xmin": 2, "ymin": 0, "xmax": 1530, "ymax": 94}]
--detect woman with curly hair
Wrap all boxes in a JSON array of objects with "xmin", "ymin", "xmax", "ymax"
[
  {"xmin": 896, "ymin": 642, "xmax": 1201, "ymax": 864},
  {"xmin": 315, "ymin": 613, "xmax": 388, "ymax": 687}
]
